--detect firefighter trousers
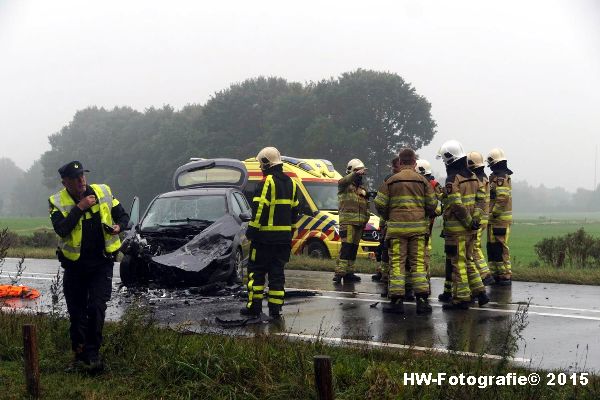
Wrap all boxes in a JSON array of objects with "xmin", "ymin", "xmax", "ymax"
[
  {"xmin": 487, "ymin": 224, "xmax": 512, "ymax": 280},
  {"xmin": 473, "ymin": 223, "xmax": 491, "ymax": 280},
  {"xmin": 388, "ymin": 235, "xmax": 429, "ymax": 299},
  {"xmin": 62, "ymin": 260, "xmax": 113, "ymax": 358},
  {"xmin": 444, "ymin": 234, "xmax": 485, "ymax": 303},
  {"xmin": 246, "ymin": 242, "xmax": 290, "ymax": 312},
  {"xmin": 335, "ymin": 224, "xmax": 365, "ymax": 276}
]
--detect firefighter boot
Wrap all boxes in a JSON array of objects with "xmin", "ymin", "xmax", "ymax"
[
  {"xmin": 344, "ymin": 273, "xmax": 362, "ymax": 282},
  {"xmin": 482, "ymin": 275, "xmax": 496, "ymax": 286},
  {"xmin": 268, "ymin": 304, "xmax": 282, "ymax": 319},
  {"xmin": 416, "ymin": 297, "xmax": 433, "ymax": 315},
  {"xmin": 404, "ymin": 289, "xmax": 415, "ymax": 302},
  {"xmin": 382, "ymin": 297, "xmax": 404, "ymax": 314},
  {"xmin": 332, "ymin": 274, "xmax": 343, "ymax": 283},
  {"xmin": 438, "ymin": 292, "xmax": 452, "ymax": 303},
  {"xmin": 371, "ymin": 271, "xmax": 382, "ymax": 282},
  {"xmin": 477, "ymin": 292, "xmax": 490, "ymax": 307},
  {"xmin": 240, "ymin": 301, "xmax": 262, "ymax": 317}
]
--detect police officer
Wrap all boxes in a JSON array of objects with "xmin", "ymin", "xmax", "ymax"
[
  {"xmin": 49, "ymin": 161, "xmax": 129, "ymax": 371},
  {"xmin": 467, "ymin": 151, "xmax": 495, "ymax": 286},
  {"xmin": 436, "ymin": 141, "xmax": 489, "ymax": 310},
  {"xmin": 486, "ymin": 148, "xmax": 513, "ymax": 285},
  {"xmin": 334, "ymin": 159, "xmax": 370, "ymax": 283},
  {"xmin": 374, "ymin": 149, "xmax": 437, "ymax": 314},
  {"xmin": 242, "ymin": 147, "xmax": 299, "ymax": 318}
]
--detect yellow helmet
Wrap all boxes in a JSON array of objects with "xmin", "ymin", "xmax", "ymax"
[
  {"xmin": 436, "ymin": 140, "xmax": 466, "ymax": 166},
  {"xmin": 346, "ymin": 158, "xmax": 366, "ymax": 174},
  {"xmin": 467, "ymin": 151, "xmax": 485, "ymax": 169},
  {"xmin": 415, "ymin": 159, "xmax": 431, "ymax": 175},
  {"xmin": 487, "ymin": 148, "xmax": 507, "ymax": 166},
  {"xmin": 256, "ymin": 147, "xmax": 283, "ymax": 169}
]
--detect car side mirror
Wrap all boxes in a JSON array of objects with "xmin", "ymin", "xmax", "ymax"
[{"xmin": 239, "ymin": 212, "xmax": 252, "ymax": 222}]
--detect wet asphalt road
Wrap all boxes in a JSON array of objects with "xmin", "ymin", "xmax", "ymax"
[{"xmin": 2, "ymin": 258, "xmax": 599, "ymax": 372}]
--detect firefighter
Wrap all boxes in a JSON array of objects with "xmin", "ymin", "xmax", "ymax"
[
  {"xmin": 374, "ymin": 148, "xmax": 437, "ymax": 314},
  {"xmin": 486, "ymin": 148, "xmax": 513, "ymax": 285},
  {"xmin": 467, "ymin": 151, "xmax": 495, "ymax": 286},
  {"xmin": 372, "ymin": 157, "xmax": 400, "ymax": 285},
  {"xmin": 49, "ymin": 161, "xmax": 129, "ymax": 371},
  {"xmin": 415, "ymin": 159, "xmax": 443, "ymax": 297},
  {"xmin": 242, "ymin": 147, "xmax": 299, "ymax": 318},
  {"xmin": 436, "ymin": 141, "xmax": 489, "ymax": 310},
  {"xmin": 334, "ymin": 158, "xmax": 370, "ymax": 283}
]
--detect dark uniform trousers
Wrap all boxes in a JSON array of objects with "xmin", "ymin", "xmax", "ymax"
[
  {"xmin": 62, "ymin": 260, "xmax": 113, "ymax": 356},
  {"xmin": 247, "ymin": 242, "xmax": 291, "ymax": 311}
]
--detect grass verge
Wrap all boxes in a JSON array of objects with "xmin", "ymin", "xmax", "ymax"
[{"xmin": 1, "ymin": 306, "xmax": 598, "ymax": 399}]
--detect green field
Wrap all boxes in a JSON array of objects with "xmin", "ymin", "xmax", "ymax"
[{"xmin": 0, "ymin": 217, "xmax": 52, "ymax": 236}]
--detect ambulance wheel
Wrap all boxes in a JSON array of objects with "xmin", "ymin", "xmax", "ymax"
[{"xmin": 305, "ymin": 241, "xmax": 329, "ymax": 259}]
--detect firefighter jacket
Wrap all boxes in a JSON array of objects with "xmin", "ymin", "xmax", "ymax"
[
  {"xmin": 48, "ymin": 184, "xmax": 122, "ymax": 262},
  {"xmin": 489, "ymin": 164, "xmax": 513, "ymax": 227},
  {"xmin": 442, "ymin": 162, "xmax": 486, "ymax": 236},
  {"xmin": 425, "ymin": 175, "xmax": 444, "ymax": 216},
  {"xmin": 247, "ymin": 165, "xmax": 299, "ymax": 244},
  {"xmin": 374, "ymin": 165, "xmax": 437, "ymax": 238},
  {"xmin": 472, "ymin": 167, "xmax": 490, "ymax": 225},
  {"xmin": 337, "ymin": 171, "xmax": 370, "ymax": 226}
]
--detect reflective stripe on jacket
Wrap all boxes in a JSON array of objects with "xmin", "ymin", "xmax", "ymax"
[
  {"xmin": 48, "ymin": 183, "xmax": 121, "ymax": 261},
  {"xmin": 442, "ymin": 173, "xmax": 485, "ymax": 235}
]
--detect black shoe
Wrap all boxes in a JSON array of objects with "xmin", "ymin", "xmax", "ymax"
[
  {"xmin": 404, "ymin": 290, "xmax": 415, "ymax": 302},
  {"xmin": 86, "ymin": 354, "xmax": 105, "ymax": 374},
  {"xmin": 497, "ymin": 279, "xmax": 512, "ymax": 286},
  {"xmin": 482, "ymin": 275, "xmax": 495, "ymax": 286},
  {"xmin": 438, "ymin": 292, "xmax": 452, "ymax": 303},
  {"xmin": 240, "ymin": 306, "xmax": 261, "ymax": 317},
  {"xmin": 65, "ymin": 359, "xmax": 87, "ymax": 373},
  {"xmin": 268, "ymin": 305, "xmax": 282, "ymax": 319},
  {"xmin": 371, "ymin": 272, "xmax": 382, "ymax": 282},
  {"xmin": 332, "ymin": 275, "xmax": 343, "ymax": 283},
  {"xmin": 416, "ymin": 298, "xmax": 433, "ymax": 314},
  {"xmin": 382, "ymin": 300, "xmax": 404, "ymax": 314},
  {"xmin": 344, "ymin": 273, "xmax": 362, "ymax": 282},
  {"xmin": 380, "ymin": 287, "xmax": 389, "ymax": 298},
  {"xmin": 477, "ymin": 292, "xmax": 490, "ymax": 307},
  {"xmin": 442, "ymin": 301, "xmax": 470, "ymax": 311}
]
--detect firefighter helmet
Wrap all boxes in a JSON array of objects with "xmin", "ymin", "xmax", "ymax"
[
  {"xmin": 467, "ymin": 151, "xmax": 485, "ymax": 169},
  {"xmin": 436, "ymin": 140, "xmax": 466, "ymax": 166},
  {"xmin": 487, "ymin": 148, "xmax": 507, "ymax": 166},
  {"xmin": 256, "ymin": 147, "xmax": 283, "ymax": 170},
  {"xmin": 346, "ymin": 158, "xmax": 366, "ymax": 174},
  {"xmin": 415, "ymin": 159, "xmax": 432, "ymax": 176}
]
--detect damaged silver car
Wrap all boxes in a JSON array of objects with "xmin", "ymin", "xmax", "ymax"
[{"xmin": 120, "ymin": 159, "xmax": 251, "ymax": 287}]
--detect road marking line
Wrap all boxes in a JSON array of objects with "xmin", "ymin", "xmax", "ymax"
[
  {"xmin": 276, "ymin": 332, "xmax": 531, "ymax": 363},
  {"xmin": 286, "ymin": 287, "xmax": 600, "ymax": 315}
]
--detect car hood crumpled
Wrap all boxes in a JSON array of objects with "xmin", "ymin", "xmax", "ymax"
[{"xmin": 151, "ymin": 214, "xmax": 239, "ymax": 272}]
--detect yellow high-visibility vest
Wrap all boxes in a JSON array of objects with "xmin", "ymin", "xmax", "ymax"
[{"xmin": 49, "ymin": 184, "xmax": 121, "ymax": 261}]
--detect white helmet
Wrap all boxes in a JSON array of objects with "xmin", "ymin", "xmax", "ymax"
[
  {"xmin": 487, "ymin": 148, "xmax": 507, "ymax": 166},
  {"xmin": 256, "ymin": 147, "xmax": 283, "ymax": 170},
  {"xmin": 436, "ymin": 140, "xmax": 466, "ymax": 166},
  {"xmin": 346, "ymin": 158, "xmax": 366, "ymax": 174},
  {"xmin": 467, "ymin": 151, "xmax": 485, "ymax": 169},
  {"xmin": 415, "ymin": 159, "xmax": 431, "ymax": 175}
]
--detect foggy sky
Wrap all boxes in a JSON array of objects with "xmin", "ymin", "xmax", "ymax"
[{"xmin": 1, "ymin": 0, "xmax": 599, "ymax": 191}]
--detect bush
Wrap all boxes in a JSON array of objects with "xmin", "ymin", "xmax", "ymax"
[
  {"xmin": 21, "ymin": 230, "xmax": 57, "ymax": 248},
  {"xmin": 534, "ymin": 228, "xmax": 600, "ymax": 268}
]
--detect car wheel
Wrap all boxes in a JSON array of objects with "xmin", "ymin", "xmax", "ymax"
[
  {"xmin": 120, "ymin": 255, "xmax": 145, "ymax": 287},
  {"xmin": 229, "ymin": 247, "xmax": 244, "ymax": 285},
  {"xmin": 305, "ymin": 241, "xmax": 329, "ymax": 259}
]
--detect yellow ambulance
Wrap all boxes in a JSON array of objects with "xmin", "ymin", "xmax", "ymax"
[{"xmin": 243, "ymin": 156, "xmax": 381, "ymax": 259}]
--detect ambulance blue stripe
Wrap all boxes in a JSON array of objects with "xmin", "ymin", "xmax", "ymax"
[
  {"xmin": 308, "ymin": 215, "xmax": 328, "ymax": 231},
  {"xmin": 322, "ymin": 220, "xmax": 336, "ymax": 232},
  {"xmin": 297, "ymin": 217, "xmax": 313, "ymax": 232}
]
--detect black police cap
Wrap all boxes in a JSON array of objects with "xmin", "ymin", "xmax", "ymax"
[{"xmin": 58, "ymin": 161, "xmax": 90, "ymax": 178}]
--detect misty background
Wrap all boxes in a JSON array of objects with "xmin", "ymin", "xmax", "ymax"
[{"xmin": 1, "ymin": 0, "xmax": 599, "ymax": 216}]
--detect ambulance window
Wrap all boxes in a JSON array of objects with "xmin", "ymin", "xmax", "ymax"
[{"xmin": 297, "ymin": 190, "xmax": 313, "ymax": 216}]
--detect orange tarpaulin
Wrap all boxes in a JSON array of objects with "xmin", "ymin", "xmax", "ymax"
[{"xmin": 0, "ymin": 285, "xmax": 41, "ymax": 299}]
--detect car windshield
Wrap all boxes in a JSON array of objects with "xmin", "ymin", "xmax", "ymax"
[
  {"xmin": 141, "ymin": 195, "xmax": 227, "ymax": 230},
  {"xmin": 303, "ymin": 182, "xmax": 338, "ymax": 210}
]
